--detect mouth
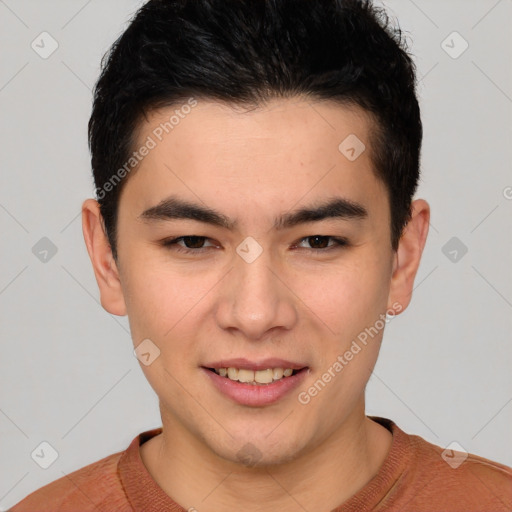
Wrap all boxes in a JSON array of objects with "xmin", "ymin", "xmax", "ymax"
[
  {"xmin": 201, "ymin": 361, "xmax": 310, "ymax": 406},
  {"xmin": 204, "ymin": 366, "xmax": 305, "ymax": 385}
]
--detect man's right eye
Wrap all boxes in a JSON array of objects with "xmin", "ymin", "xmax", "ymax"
[{"xmin": 161, "ymin": 236, "xmax": 217, "ymax": 254}]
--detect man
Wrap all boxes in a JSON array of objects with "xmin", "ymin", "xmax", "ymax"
[{"xmin": 10, "ymin": 0, "xmax": 512, "ymax": 510}]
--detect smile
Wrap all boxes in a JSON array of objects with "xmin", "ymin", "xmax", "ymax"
[
  {"xmin": 202, "ymin": 365, "xmax": 309, "ymax": 406},
  {"xmin": 208, "ymin": 367, "xmax": 299, "ymax": 385}
]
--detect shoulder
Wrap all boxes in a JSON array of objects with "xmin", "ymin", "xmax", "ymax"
[
  {"xmin": 405, "ymin": 429, "xmax": 512, "ymax": 510},
  {"xmin": 8, "ymin": 449, "xmax": 128, "ymax": 512}
]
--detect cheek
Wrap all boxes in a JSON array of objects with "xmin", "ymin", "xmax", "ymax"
[
  {"xmin": 121, "ymin": 255, "xmax": 218, "ymax": 352},
  {"xmin": 298, "ymin": 255, "xmax": 390, "ymax": 339},
  {"xmin": 121, "ymin": 265, "xmax": 202, "ymax": 395},
  {"xmin": 121, "ymin": 261, "xmax": 184, "ymax": 342}
]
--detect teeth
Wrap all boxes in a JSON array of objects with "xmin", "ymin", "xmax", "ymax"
[
  {"xmin": 214, "ymin": 367, "xmax": 297, "ymax": 384},
  {"xmin": 255, "ymin": 369, "xmax": 273, "ymax": 383},
  {"xmin": 227, "ymin": 367, "xmax": 238, "ymax": 380},
  {"xmin": 273, "ymin": 368, "xmax": 284, "ymax": 380},
  {"xmin": 237, "ymin": 369, "xmax": 254, "ymax": 383}
]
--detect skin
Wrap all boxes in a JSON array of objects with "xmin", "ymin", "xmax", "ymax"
[{"xmin": 82, "ymin": 97, "xmax": 429, "ymax": 512}]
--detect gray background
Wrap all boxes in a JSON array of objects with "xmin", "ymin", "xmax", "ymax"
[{"xmin": 1, "ymin": 0, "xmax": 511, "ymax": 509}]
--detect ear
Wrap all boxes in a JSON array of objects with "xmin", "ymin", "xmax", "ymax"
[
  {"xmin": 387, "ymin": 199, "xmax": 430, "ymax": 314},
  {"xmin": 82, "ymin": 198, "xmax": 127, "ymax": 316}
]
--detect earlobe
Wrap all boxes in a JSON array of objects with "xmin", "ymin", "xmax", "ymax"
[
  {"xmin": 387, "ymin": 199, "xmax": 430, "ymax": 314},
  {"xmin": 82, "ymin": 198, "xmax": 127, "ymax": 316}
]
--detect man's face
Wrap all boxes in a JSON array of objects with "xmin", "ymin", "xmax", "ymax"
[{"xmin": 113, "ymin": 98, "xmax": 399, "ymax": 465}]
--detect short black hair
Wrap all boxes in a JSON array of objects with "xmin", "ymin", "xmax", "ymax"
[{"xmin": 88, "ymin": 0, "xmax": 422, "ymax": 261}]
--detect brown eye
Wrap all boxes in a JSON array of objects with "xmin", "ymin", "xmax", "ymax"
[
  {"xmin": 295, "ymin": 236, "xmax": 349, "ymax": 251},
  {"xmin": 161, "ymin": 236, "xmax": 216, "ymax": 254}
]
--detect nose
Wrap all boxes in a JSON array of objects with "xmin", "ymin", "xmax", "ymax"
[{"xmin": 215, "ymin": 246, "xmax": 298, "ymax": 341}]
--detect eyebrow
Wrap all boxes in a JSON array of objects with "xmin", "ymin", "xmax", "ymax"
[{"xmin": 138, "ymin": 195, "xmax": 368, "ymax": 231}]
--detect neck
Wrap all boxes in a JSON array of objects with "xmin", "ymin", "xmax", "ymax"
[{"xmin": 140, "ymin": 404, "xmax": 393, "ymax": 512}]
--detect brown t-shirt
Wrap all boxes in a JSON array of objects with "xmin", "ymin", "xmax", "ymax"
[{"xmin": 9, "ymin": 416, "xmax": 512, "ymax": 511}]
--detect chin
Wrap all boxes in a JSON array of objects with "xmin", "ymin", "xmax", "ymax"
[{"xmin": 212, "ymin": 432, "xmax": 307, "ymax": 469}]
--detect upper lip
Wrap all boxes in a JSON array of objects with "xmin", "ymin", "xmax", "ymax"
[{"xmin": 203, "ymin": 358, "xmax": 308, "ymax": 371}]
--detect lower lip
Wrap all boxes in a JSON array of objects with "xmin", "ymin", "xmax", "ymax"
[{"xmin": 202, "ymin": 367, "xmax": 309, "ymax": 407}]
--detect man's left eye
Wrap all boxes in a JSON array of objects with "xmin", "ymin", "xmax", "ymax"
[{"xmin": 294, "ymin": 236, "xmax": 349, "ymax": 251}]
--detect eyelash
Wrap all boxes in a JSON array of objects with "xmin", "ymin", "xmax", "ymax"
[{"xmin": 160, "ymin": 235, "xmax": 350, "ymax": 254}]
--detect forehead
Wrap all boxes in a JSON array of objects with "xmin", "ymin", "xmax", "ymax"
[
  {"xmin": 121, "ymin": 97, "xmax": 388, "ymax": 226},
  {"xmin": 141, "ymin": 97, "xmax": 373, "ymax": 160}
]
